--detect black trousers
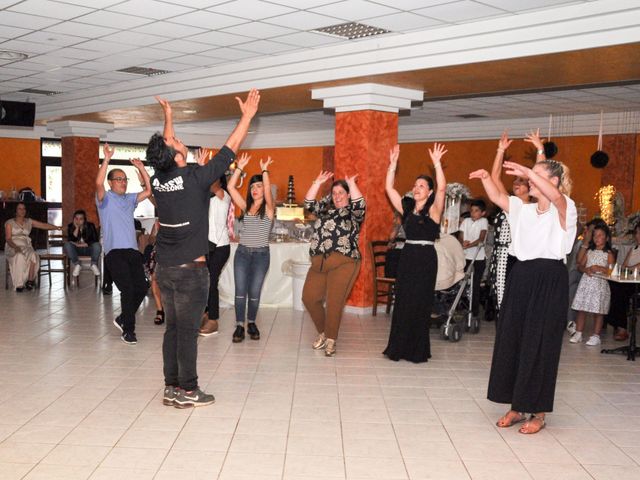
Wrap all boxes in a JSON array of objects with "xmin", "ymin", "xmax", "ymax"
[
  {"xmin": 465, "ymin": 259, "xmax": 486, "ymax": 316},
  {"xmin": 605, "ymin": 281, "xmax": 634, "ymax": 329},
  {"xmin": 104, "ymin": 249, "xmax": 148, "ymax": 334},
  {"xmin": 205, "ymin": 243, "xmax": 231, "ymax": 320}
]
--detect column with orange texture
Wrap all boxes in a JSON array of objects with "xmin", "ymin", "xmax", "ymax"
[
  {"xmin": 47, "ymin": 121, "xmax": 114, "ymax": 226},
  {"xmin": 312, "ymin": 84, "xmax": 423, "ymax": 309}
]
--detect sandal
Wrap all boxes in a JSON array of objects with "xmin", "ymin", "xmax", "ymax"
[
  {"xmin": 496, "ymin": 410, "xmax": 526, "ymax": 428},
  {"xmin": 154, "ymin": 310, "xmax": 165, "ymax": 325},
  {"xmin": 519, "ymin": 414, "xmax": 546, "ymax": 434}
]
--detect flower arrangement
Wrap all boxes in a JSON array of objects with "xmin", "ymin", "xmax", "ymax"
[
  {"xmin": 446, "ymin": 182, "xmax": 471, "ymax": 198},
  {"xmin": 595, "ymin": 185, "xmax": 616, "ymax": 225},
  {"xmin": 627, "ymin": 211, "xmax": 640, "ymax": 232}
]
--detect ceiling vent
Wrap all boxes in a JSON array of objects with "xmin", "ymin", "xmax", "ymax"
[
  {"xmin": 117, "ymin": 66, "xmax": 171, "ymax": 76},
  {"xmin": 19, "ymin": 88, "xmax": 62, "ymax": 96},
  {"xmin": 312, "ymin": 22, "xmax": 390, "ymax": 40},
  {"xmin": 456, "ymin": 113, "xmax": 487, "ymax": 119}
]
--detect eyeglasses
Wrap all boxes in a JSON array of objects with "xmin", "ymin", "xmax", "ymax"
[{"xmin": 110, "ymin": 177, "xmax": 129, "ymax": 182}]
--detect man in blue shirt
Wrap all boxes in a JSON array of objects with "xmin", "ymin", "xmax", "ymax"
[{"xmin": 96, "ymin": 144, "xmax": 152, "ymax": 345}]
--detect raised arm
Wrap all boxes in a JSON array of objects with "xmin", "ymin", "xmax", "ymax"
[
  {"xmin": 428, "ymin": 142, "xmax": 447, "ymax": 223},
  {"xmin": 503, "ymin": 160, "xmax": 568, "ymax": 229},
  {"xmin": 259, "ymin": 156, "xmax": 275, "ymax": 218},
  {"xmin": 155, "ymin": 96, "xmax": 174, "ymax": 141},
  {"xmin": 304, "ymin": 171, "xmax": 333, "ymax": 201},
  {"xmin": 131, "ymin": 158, "xmax": 152, "ymax": 203},
  {"xmin": 96, "ymin": 143, "xmax": 114, "ymax": 203},
  {"xmin": 345, "ymin": 174, "xmax": 362, "ymax": 200},
  {"xmin": 227, "ymin": 153, "xmax": 250, "ymax": 211},
  {"xmin": 223, "ymin": 89, "xmax": 260, "ymax": 154},
  {"xmin": 469, "ymin": 169, "xmax": 509, "ymax": 212},
  {"xmin": 524, "ymin": 128, "xmax": 546, "ymax": 163},
  {"xmin": 491, "ymin": 131, "xmax": 512, "ymax": 196},
  {"xmin": 385, "ymin": 145, "xmax": 403, "ymax": 214}
]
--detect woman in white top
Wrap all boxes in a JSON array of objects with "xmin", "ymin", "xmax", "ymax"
[
  {"xmin": 470, "ymin": 158, "xmax": 577, "ymax": 435},
  {"xmin": 199, "ymin": 173, "xmax": 233, "ymax": 337}
]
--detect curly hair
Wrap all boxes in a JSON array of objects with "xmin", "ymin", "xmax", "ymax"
[
  {"xmin": 540, "ymin": 159, "xmax": 572, "ymax": 196},
  {"xmin": 146, "ymin": 132, "xmax": 177, "ymax": 172}
]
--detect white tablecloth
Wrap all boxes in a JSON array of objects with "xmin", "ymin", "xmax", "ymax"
[{"xmin": 219, "ymin": 242, "xmax": 311, "ymax": 307}]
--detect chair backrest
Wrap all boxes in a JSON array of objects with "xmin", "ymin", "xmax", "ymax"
[
  {"xmin": 368, "ymin": 240, "xmax": 390, "ymax": 278},
  {"xmin": 47, "ymin": 231, "xmax": 65, "ymax": 252}
]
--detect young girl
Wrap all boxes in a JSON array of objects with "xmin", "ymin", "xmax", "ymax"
[
  {"xmin": 570, "ymin": 223, "xmax": 615, "ymax": 346},
  {"xmin": 227, "ymin": 154, "xmax": 275, "ymax": 343}
]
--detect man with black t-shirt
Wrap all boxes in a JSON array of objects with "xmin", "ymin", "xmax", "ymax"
[{"xmin": 146, "ymin": 89, "xmax": 260, "ymax": 409}]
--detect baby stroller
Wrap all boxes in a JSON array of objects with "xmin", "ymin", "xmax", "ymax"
[{"xmin": 432, "ymin": 237, "xmax": 483, "ymax": 342}]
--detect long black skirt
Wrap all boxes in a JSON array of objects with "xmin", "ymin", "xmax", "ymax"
[
  {"xmin": 487, "ymin": 259, "xmax": 568, "ymax": 413},
  {"xmin": 383, "ymin": 244, "xmax": 436, "ymax": 363}
]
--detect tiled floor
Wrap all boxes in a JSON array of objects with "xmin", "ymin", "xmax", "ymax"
[{"xmin": 1, "ymin": 258, "xmax": 640, "ymax": 480}]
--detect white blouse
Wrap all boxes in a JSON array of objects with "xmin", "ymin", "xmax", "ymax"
[
  {"xmin": 208, "ymin": 190, "xmax": 231, "ymax": 247},
  {"xmin": 507, "ymin": 195, "xmax": 577, "ymax": 262}
]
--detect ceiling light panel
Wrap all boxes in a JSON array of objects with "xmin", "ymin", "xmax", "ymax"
[
  {"xmin": 106, "ymin": 0, "xmax": 195, "ymax": 20},
  {"xmin": 8, "ymin": 0, "xmax": 94, "ymax": 20},
  {"xmin": 206, "ymin": 0, "xmax": 296, "ymax": 21},
  {"xmin": 313, "ymin": 22, "xmax": 390, "ymax": 39},
  {"xmin": 311, "ymin": 0, "xmax": 400, "ymax": 21}
]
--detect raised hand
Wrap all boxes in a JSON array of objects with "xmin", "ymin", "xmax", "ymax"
[
  {"xmin": 502, "ymin": 161, "xmax": 531, "ymax": 178},
  {"xmin": 103, "ymin": 143, "xmax": 115, "ymax": 162},
  {"xmin": 389, "ymin": 144, "xmax": 400, "ymax": 170},
  {"xmin": 428, "ymin": 142, "xmax": 447, "ymax": 164},
  {"xmin": 524, "ymin": 128, "xmax": 544, "ymax": 150},
  {"xmin": 236, "ymin": 152, "xmax": 251, "ymax": 170},
  {"xmin": 130, "ymin": 158, "xmax": 145, "ymax": 171},
  {"xmin": 196, "ymin": 148, "xmax": 208, "ymax": 166},
  {"xmin": 314, "ymin": 171, "xmax": 333, "ymax": 184},
  {"xmin": 469, "ymin": 169, "xmax": 490, "ymax": 180},
  {"xmin": 236, "ymin": 88, "xmax": 260, "ymax": 119},
  {"xmin": 498, "ymin": 130, "xmax": 512, "ymax": 151},
  {"xmin": 155, "ymin": 96, "xmax": 172, "ymax": 113},
  {"xmin": 259, "ymin": 156, "xmax": 273, "ymax": 171},
  {"xmin": 345, "ymin": 174, "xmax": 358, "ymax": 185}
]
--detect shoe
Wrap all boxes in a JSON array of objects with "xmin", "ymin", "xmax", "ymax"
[
  {"xmin": 72, "ymin": 264, "xmax": 81, "ymax": 277},
  {"xmin": 90, "ymin": 264, "xmax": 100, "ymax": 276},
  {"xmin": 585, "ymin": 334, "xmax": 601, "ymax": 346},
  {"xmin": 154, "ymin": 310, "xmax": 165, "ymax": 326},
  {"xmin": 312, "ymin": 333, "xmax": 327, "ymax": 350},
  {"xmin": 173, "ymin": 387, "xmax": 215, "ymax": 408},
  {"xmin": 102, "ymin": 284, "xmax": 112, "ymax": 295},
  {"xmin": 113, "ymin": 315, "xmax": 124, "ymax": 333},
  {"xmin": 232, "ymin": 325, "xmax": 245, "ymax": 343},
  {"xmin": 16, "ymin": 286, "xmax": 24, "ymax": 292},
  {"xmin": 566, "ymin": 320, "xmax": 577, "ymax": 336},
  {"xmin": 25, "ymin": 280, "xmax": 35, "ymax": 290},
  {"xmin": 325, "ymin": 338, "xmax": 336, "ymax": 357},
  {"xmin": 247, "ymin": 322, "xmax": 260, "ymax": 340},
  {"xmin": 614, "ymin": 330, "xmax": 629, "ymax": 341},
  {"xmin": 121, "ymin": 332, "xmax": 137, "ymax": 345},
  {"xmin": 569, "ymin": 331, "xmax": 582, "ymax": 344},
  {"xmin": 163, "ymin": 386, "xmax": 180, "ymax": 406},
  {"xmin": 199, "ymin": 319, "xmax": 219, "ymax": 337}
]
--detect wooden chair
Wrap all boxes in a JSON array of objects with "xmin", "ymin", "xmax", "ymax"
[
  {"xmin": 369, "ymin": 240, "xmax": 396, "ymax": 316},
  {"xmin": 65, "ymin": 227, "xmax": 102, "ymax": 288},
  {"xmin": 37, "ymin": 232, "xmax": 68, "ymax": 288}
]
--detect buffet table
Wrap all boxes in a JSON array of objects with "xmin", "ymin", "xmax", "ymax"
[{"xmin": 219, "ymin": 242, "xmax": 311, "ymax": 308}]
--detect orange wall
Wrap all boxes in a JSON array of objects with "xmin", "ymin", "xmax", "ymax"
[{"xmin": 0, "ymin": 138, "xmax": 41, "ymax": 196}]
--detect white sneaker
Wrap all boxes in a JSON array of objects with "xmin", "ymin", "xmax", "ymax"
[
  {"xmin": 72, "ymin": 264, "xmax": 81, "ymax": 277},
  {"xmin": 90, "ymin": 264, "xmax": 100, "ymax": 276},
  {"xmin": 566, "ymin": 321, "xmax": 576, "ymax": 335},
  {"xmin": 569, "ymin": 331, "xmax": 583, "ymax": 344},
  {"xmin": 585, "ymin": 334, "xmax": 601, "ymax": 346}
]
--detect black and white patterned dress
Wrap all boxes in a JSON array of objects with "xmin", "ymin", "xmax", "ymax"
[
  {"xmin": 488, "ymin": 211, "xmax": 511, "ymax": 308},
  {"xmin": 571, "ymin": 249, "xmax": 611, "ymax": 314}
]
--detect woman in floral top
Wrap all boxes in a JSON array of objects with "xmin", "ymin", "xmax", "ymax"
[{"xmin": 302, "ymin": 171, "xmax": 365, "ymax": 356}]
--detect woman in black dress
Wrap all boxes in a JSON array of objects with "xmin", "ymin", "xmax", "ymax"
[{"xmin": 383, "ymin": 143, "xmax": 447, "ymax": 363}]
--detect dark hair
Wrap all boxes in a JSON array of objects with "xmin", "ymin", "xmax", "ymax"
[
  {"xmin": 107, "ymin": 168, "xmax": 125, "ymax": 181},
  {"xmin": 328, "ymin": 179, "xmax": 350, "ymax": 209},
  {"xmin": 589, "ymin": 223, "xmax": 613, "ymax": 253},
  {"xmin": 73, "ymin": 209, "xmax": 87, "ymax": 220},
  {"xmin": 470, "ymin": 199, "xmax": 487, "ymax": 212},
  {"xmin": 242, "ymin": 174, "xmax": 266, "ymax": 219},
  {"xmin": 146, "ymin": 132, "xmax": 177, "ymax": 172},
  {"xmin": 14, "ymin": 201, "xmax": 28, "ymax": 218}
]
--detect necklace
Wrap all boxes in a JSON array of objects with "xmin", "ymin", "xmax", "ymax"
[{"xmin": 536, "ymin": 205, "xmax": 550, "ymax": 215}]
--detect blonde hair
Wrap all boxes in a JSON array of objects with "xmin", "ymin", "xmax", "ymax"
[{"xmin": 540, "ymin": 159, "xmax": 572, "ymax": 197}]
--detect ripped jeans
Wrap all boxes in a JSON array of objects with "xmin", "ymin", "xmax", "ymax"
[{"xmin": 233, "ymin": 245, "xmax": 270, "ymax": 325}]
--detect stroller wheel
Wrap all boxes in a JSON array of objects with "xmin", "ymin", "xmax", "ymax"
[
  {"xmin": 440, "ymin": 323, "xmax": 449, "ymax": 340},
  {"xmin": 449, "ymin": 324, "xmax": 462, "ymax": 342}
]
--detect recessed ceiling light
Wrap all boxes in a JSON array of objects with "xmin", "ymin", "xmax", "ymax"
[
  {"xmin": 117, "ymin": 66, "xmax": 171, "ymax": 76},
  {"xmin": 0, "ymin": 50, "xmax": 28, "ymax": 61},
  {"xmin": 20, "ymin": 88, "xmax": 61, "ymax": 96},
  {"xmin": 183, "ymin": 109, "xmax": 197, "ymax": 114},
  {"xmin": 312, "ymin": 22, "xmax": 390, "ymax": 40}
]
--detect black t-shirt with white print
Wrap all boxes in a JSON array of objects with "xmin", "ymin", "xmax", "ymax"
[{"xmin": 152, "ymin": 146, "xmax": 235, "ymax": 267}]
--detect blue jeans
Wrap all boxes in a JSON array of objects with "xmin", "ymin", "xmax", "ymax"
[
  {"xmin": 233, "ymin": 245, "xmax": 270, "ymax": 324},
  {"xmin": 64, "ymin": 241, "xmax": 101, "ymax": 265},
  {"xmin": 156, "ymin": 263, "xmax": 209, "ymax": 391}
]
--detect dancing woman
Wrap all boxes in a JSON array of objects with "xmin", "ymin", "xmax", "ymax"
[
  {"xmin": 469, "ymin": 158, "xmax": 577, "ymax": 434},
  {"xmin": 383, "ymin": 143, "xmax": 447, "ymax": 363}
]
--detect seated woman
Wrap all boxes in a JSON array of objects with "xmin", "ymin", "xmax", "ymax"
[
  {"xmin": 63, "ymin": 209, "xmax": 101, "ymax": 277},
  {"xmin": 4, "ymin": 202, "xmax": 62, "ymax": 291}
]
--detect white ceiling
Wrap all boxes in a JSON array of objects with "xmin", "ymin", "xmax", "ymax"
[{"xmin": 1, "ymin": 0, "xmax": 639, "ymax": 145}]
